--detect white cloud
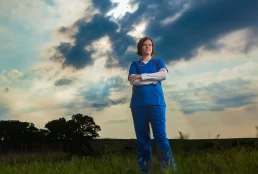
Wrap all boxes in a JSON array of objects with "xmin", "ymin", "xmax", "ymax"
[
  {"xmin": 107, "ymin": 0, "xmax": 138, "ymax": 19},
  {"xmin": 50, "ymin": 0, "xmax": 95, "ymax": 28},
  {"xmin": 40, "ymin": 0, "xmax": 98, "ymax": 59},
  {"xmin": 0, "ymin": 0, "xmax": 40, "ymax": 20},
  {"xmin": 0, "ymin": 75, "xmax": 8, "ymax": 84},
  {"xmin": 127, "ymin": 19, "xmax": 148, "ymax": 41},
  {"xmin": 165, "ymin": 29, "xmax": 258, "ymax": 90},
  {"xmin": 0, "ymin": 69, "xmax": 24, "ymax": 85},
  {"xmin": 7, "ymin": 69, "xmax": 23, "ymax": 79},
  {"xmin": 161, "ymin": 29, "xmax": 258, "ymax": 115},
  {"xmin": 164, "ymin": 59, "xmax": 258, "ymax": 102},
  {"xmin": 194, "ymin": 28, "xmax": 258, "ymax": 62},
  {"xmin": 3, "ymin": 0, "xmax": 95, "ymax": 33},
  {"xmin": 84, "ymin": 35, "xmax": 115, "ymax": 76},
  {"xmin": 85, "ymin": 36, "xmax": 113, "ymax": 60},
  {"xmin": 216, "ymin": 28, "xmax": 254, "ymax": 54},
  {"xmin": 230, "ymin": 61, "xmax": 258, "ymax": 77}
]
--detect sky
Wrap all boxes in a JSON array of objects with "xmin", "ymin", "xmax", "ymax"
[{"xmin": 0, "ymin": 0, "xmax": 258, "ymax": 139}]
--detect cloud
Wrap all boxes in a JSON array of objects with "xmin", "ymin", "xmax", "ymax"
[
  {"xmin": 92, "ymin": 0, "xmax": 118, "ymax": 14},
  {"xmin": 215, "ymin": 28, "xmax": 258, "ymax": 55},
  {"xmin": 91, "ymin": 97, "xmax": 128, "ymax": 111},
  {"xmin": 166, "ymin": 70, "xmax": 258, "ymax": 114},
  {"xmin": 83, "ymin": 75, "xmax": 128, "ymax": 110},
  {"xmin": 44, "ymin": 0, "xmax": 55, "ymax": 6},
  {"xmin": 161, "ymin": 45, "xmax": 258, "ymax": 115},
  {"xmin": 0, "ymin": 75, "xmax": 8, "ymax": 85},
  {"xmin": 106, "ymin": 119, "xmax": 128, "ymax": 124},
  {"xmin": 48, "ymin": 1, "xmax": 140, "ymax": 70},
  {"xmin": 51, "ymin": 14, "xmax": 121, "ymax": 69},
  {"xmin": 214, "ymin": 93, "xmax": 258, "ymax": 109},
  {"xmin": 55, "ymin": 78, "xmax": 74, "ymax": 86},
  {"xmin": 6, "ymin": 69, "xmax": 23, "ymax": 79},
  {"xmin": 0, "ymin": 103, "xmax": 9, "ymax": 120},
  {"xmin": 2, "ymin": 1, "xmax": 258, "ymax": 140},
  {"xmin": 126, "ymin": 0, "xmax": 258, "ymax": 63},
  {"xmin": 55, "ymin": 73, "xmax": 130, "ymax": 114},
  {"xmin": 50, "ymin": 0, "xmax": 258, "ymax": 73},
  {"xmin": 0, "ymin": 0, "xmax": 97, "ymax": 73}
]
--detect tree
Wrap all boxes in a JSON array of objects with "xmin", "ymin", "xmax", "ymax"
[
  {"xmin": 0, "ymin": 120, "xmax": 39, "ymax": 143},
  {"xmin": 0, "ymin": 120, "xmax": 42, "ymax": 151},
  {"xmin": 70, "ymin": 113, "xmax": 101, "ymax": 138},
  {"xmin": 45, "ymin": 113, "xmax": 101, "ymax": 155},
  {"xmin": 45, "ymin": 114, "xmax": 101, "ymax": 141},
  {"xmin": 0, "ymin": 113, "xmax": 101, "ymax": 155},
  {"xmin": 256, "ymin": 126, "xmax": 258, "ymax": 138},
  {"xmin": 45, "ymin": 118, "xmax": 67, "ymax": 142}
]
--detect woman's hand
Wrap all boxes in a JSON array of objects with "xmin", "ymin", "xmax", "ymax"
[{"xmin": 129, "ymin": 74, "xmax": 141, "ymax": 81}]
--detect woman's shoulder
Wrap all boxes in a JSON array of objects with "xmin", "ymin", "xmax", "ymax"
[
  {"xmin": 153, "ymin": 57, "xmax": 163, "ymax": 63},
  {"xmin": 129, "ymin": 60, "xmax": 140, "ymax": 68}
]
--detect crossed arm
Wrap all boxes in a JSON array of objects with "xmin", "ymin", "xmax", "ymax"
[{"xmin": 128, "ymin": 68, "xmax": 168, "ymax": 86}]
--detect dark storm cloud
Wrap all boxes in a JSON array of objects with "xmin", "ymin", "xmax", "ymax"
[
  {"xmin": 55, "ymin": 78, "xmax": 74, "ymax": 86},
  {"xmin": 167, "ymin": 79, "xmax": 258, "ymax": 114},
  {"xmin": 53, "ymin": 14, "xmax": 136, "ymax": 70},
  {"xmin": 52, "ymin": 14, "xmax": 117, "ymax": 69},
  {"xmin": 127, "ymin": 0, "xmax": 258, "ymax": 63},
  {"xmin": 91, "ymin": 0, "xmax": 118, "ymax": 14},
  {"xmin": 52, "ymin": 0, "xmax": 258, "ymax": 70}
]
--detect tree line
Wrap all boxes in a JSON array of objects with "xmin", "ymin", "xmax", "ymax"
[{"xmin": 0, "ymin": 113, "xmax": 101, "ymax": 155}]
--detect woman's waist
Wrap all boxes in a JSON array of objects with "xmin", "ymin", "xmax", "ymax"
[{"xmin": 132, "ymin": 87, "xmax": 163, "ymax": 94}]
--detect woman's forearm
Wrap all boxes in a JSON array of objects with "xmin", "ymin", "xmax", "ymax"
[
  {"xmin": 141, "ymin": 70, "xmax": 168, "ymax": 81},
  {"xmin": 130, "ymin": 79, "xmax": 158, "ymax": 86}
]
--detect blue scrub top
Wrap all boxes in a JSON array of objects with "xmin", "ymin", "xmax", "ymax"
[{"xmin": 128, "ymin": 58, "xmax": 168, "ymax": 108}]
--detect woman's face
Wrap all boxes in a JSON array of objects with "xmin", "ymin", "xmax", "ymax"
[{"xmin": 141, "ymin": 39, "xmax": 153, "ymax": 56}]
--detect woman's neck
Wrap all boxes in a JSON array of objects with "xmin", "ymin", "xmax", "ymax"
[{"xmin": 141, "ymin": 55, "xmax": 152, "ymax": 62}]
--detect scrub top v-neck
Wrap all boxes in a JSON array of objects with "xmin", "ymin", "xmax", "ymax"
[{"xmin": 138, "ymin": 60, "xmax": 150, "ymax": 73}]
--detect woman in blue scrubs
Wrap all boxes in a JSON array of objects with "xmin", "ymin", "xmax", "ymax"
[{"xmin": 128, "ymin": 37, "xmax": 177, "ymax": 173}]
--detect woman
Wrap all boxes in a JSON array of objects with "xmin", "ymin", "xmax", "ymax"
[{"xmin": 128, "ymin": 36, "xmax": 177, "ymax": 173}]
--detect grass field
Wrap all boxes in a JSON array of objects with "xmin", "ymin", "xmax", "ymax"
[{"xmin": 0, "ymin": 147, "xmax": 257, "ymax": 174}]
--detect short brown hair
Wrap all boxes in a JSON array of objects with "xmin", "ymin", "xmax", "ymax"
[{"xmin": 136, "ymin": 36, "xmax": 155, "ymax": 56}]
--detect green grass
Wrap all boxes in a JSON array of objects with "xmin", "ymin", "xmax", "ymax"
[{"xmin": 0, "ymin": 147, "xmax": 257, "ymax": 174}]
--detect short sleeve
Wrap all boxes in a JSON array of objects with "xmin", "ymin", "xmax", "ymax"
[
  {"xmin": 128, "ymin": 61, "xmax": 137, "ymax": 80},
  {"xmin": 158, "ymin": 59, "xmax": 169, "ymax": 73}
]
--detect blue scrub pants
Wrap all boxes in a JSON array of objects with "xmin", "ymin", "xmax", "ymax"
[{"xmin": 131, "ymin": 105, "xmax": 177, "ymax": 172}]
